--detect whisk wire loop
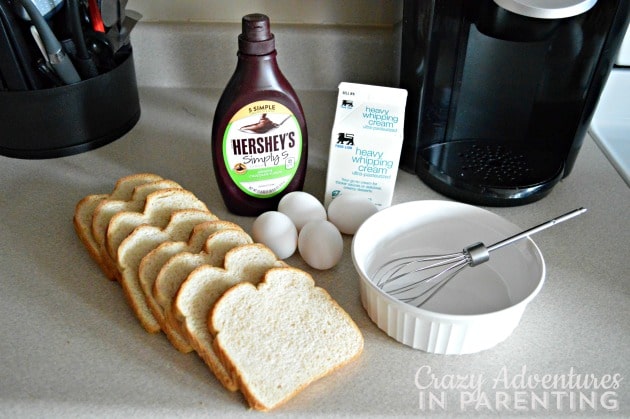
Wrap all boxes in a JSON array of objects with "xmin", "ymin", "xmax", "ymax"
[
  {"xmin": 375, "ymin": 253, "xmax": 462, "ymax": 288},
  {"xmin": 372, "ymin": 207, "xmax": 586, "ymax": 308},
  {"xmin": 404, "ymin": 261, "xmax": 470, "ymax": 307}
]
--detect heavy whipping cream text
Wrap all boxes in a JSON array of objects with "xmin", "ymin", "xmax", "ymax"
[
  {"xmin": 351, "ymin": 148, "xmax": 395, "ymax": 175},
  {"xmin": 325, "ymin": 82, "xmax": 407, "ymax": 208},
  {"xmin": 362, "ymin": 106, "xmax": 399, "ymax": 129}
]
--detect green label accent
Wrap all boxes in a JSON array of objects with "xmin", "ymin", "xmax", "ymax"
[{"xmin": 222, "ymin": 101, "xmax": 302, "ymax": 198}]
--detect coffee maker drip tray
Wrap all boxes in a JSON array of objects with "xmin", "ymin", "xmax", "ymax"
[{"xmin": 418, "ymin": 139, "xmax": 564, "ymax": 206}]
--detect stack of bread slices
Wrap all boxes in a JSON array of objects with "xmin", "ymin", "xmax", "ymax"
[{"xmin": 73, "ymin": 173, "xmax": 363, "ymax": 411}]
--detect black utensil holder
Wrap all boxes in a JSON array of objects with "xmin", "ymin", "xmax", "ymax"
[{"xmin": 0, "ymin": 49, "xmax": 140, "ymax": 159}]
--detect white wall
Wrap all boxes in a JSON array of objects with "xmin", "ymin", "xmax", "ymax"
[
  {"xmin": 126, "ymin": 0, "xmax": 401, "ymax": 25},
  {"xmin": 128, "ymin": 1, "xmax": 402, "ymax": 90}
]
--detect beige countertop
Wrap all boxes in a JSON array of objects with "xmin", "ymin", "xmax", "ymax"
[{"xmin": 1, "ymin": 85, "xmax": 628, "ymax": 417}]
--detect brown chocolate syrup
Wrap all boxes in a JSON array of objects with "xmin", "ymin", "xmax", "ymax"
[{"xmin": 211, "ymin": 13, "xmax": 308, "ymax": 216}]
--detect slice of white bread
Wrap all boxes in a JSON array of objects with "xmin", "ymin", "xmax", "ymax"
[
  {"xmin": 138, "ymin": 220, "xmax": 244, "ymax": 352},
  {"xmin": 174, "ymin": 244, "xmax": 286, "ymax": 391},
  {"xmin": 116, "ymin": 210, "xmax": 217, "ymax": 333},
  {"xmin": 74, "ymin": 194, "xmax": 107, "ymax": 265},
  {"xmin": 93, "ymin": 179, "xmax": 182, "ymax": 280},
  {"xmin": 106, "ymin": 188, "xmax": 209, "ymax": 268},
  {"xmin": 153, "ymin": 229, "xmax": 253, "ymax": 354},
  {"xmin": 74, "ymin": 174, "xmax": 364, "ymax": 411},
  {"xmin": 73, "ymin": 173, "xmax": 164, "ymax": 274},
  {"xmin": 210, "ymin": 267, "xmax": 364, "ymax": 411}
]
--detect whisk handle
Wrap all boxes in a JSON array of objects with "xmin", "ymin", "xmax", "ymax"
[{"xmin": 486, "ymin": 207, "xmax": 587, "ymax": 253}]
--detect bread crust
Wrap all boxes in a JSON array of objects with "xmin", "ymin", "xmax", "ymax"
[
  {"xmin": 210, "ymin": 267, "xmax": 364, "ymax": 411},
  {"xmin": 73, "ymin": 174, "xmax": 364, "ymax": 412},
  {"xmin": 92, "ymin": 179, "xmax": 182, "ymax": 280},
  {"xmin": 73, "ymin": 194, "xmax": 107, "ymax": 267},
  {"xmin": 139, "ymin": 220, "xmax": 245, "ymax": 352},
  {"xmin": 73, "ymin": 173, "xmax": 165, "ymax": 278},
  {"xmin": 97, "ymin": 181, "xmax": 185, "ymax": 279},
  {"xmin": 116, "ymin": 209, "xmax": 216, "ymax": 333},
  {"xmin": 154, "ymin": 229, "xmax": 253, "ymax": 382},
  {"xmin": 174, "ymin": 243, "xmax": 284, "ymax": 392}
]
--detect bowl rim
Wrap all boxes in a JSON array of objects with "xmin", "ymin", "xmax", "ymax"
[{"xmin": 351, "ymin": 200, "xmax": 546, "ymax": 321}]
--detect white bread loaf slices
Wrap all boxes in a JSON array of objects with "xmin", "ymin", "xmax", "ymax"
[
  {"xmin": 74, "ymin": 174, "xmax": 364, "ymax": 411},
  {"xmin": 174, "ymin": 243, "xmax": 286, "ymax": 391},
  {"xmin": 105, "ymin": 188, "xmax": 208, "ymax": 268},
  {"xmin": 73, "ymin": 173, "xmax": 164, "ymax": 275},
  {"xmin": 93, "ymin": 179, "xmax": 182, "ymax": 279},
  {"xmin": 74, "ymin": 194, "xmax": 107, "ymax": 265},
  {"xmin": 138, "ymin": 220, "xmax": 245, "ymax": 352},
  {"xmin": 210, "ymin": 267, "xmax": 364, "ymax": 411},
  {"xmin": 153, "ymin": 229, "xmax": 253, "ymax": 354},
  {"xmin": 116, "ymin": 209, "xmax": 217, "ymax": 333}
]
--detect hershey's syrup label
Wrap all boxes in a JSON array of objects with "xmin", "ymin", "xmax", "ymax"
[{"xmin": 223, "ymin": 100, "xmax": 302, "ymax": 198}]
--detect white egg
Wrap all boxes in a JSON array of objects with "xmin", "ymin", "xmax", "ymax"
[
  {"xmin": 327, "ymin": 194, "xmax": 379, "ymax": 235},
  {"xmin": 278, "ymin": 191, "xmax": 327, "ymax": 231},
  {"xmin": 251, "ymin": 211, "xmax": 297, "ymax": 259},
  {"xmin": 298, "ymin": 220, "xmax": 343, "ymax": 270}
]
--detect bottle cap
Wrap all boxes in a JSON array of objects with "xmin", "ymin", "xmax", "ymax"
[{"xmin": 238, "ymin": 14, "xmax": 276, "ymax": 55}]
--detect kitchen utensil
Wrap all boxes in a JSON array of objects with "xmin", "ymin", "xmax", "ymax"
[
  {"xmin": 352, "ymin": 200, "xmax": 547, "ymax": 354},
  {"xmin": 0, "ymin": 1, "xmax": 31, "ymax": 90},
  {"xmin": 13, "ymin": 0, "xmax": 64, "ymax": 20},
  {"xmin": 105, "ymin": 9, "xmax": 140, "ymax": 53},
  {"xmin": 67, "ymin": 0, "xmax": 98, "ymax": 78},
  {"xmin": 84, "ymin": 30, "xmax": 115, "ymax": 71},
  {"xmin": 118, "ymin": 0, "xmax": 129, "ymax": 29},
  {"xmin": 101, "ymin": 0, "xmax": 129, "ymax": 28},
  {"xmin": 29, "ymin": 25, "xmax": 62, "ymax": 85},
  {"xmin": 16, "ymin": 0, "xmax": 80, "ymax": 84},
  {"xmin": 0, "ymin": 0, "xmax": 47, "ymax": 90},
  {"xmin": 374, "ymin": 207, "xmax": 586, "ymax": 307},
  {"xmin": 0, "ymin": 49, "xmax": 139, "ymax": 158},
  {"xmin": 87, "ymin": 0, "xmax": 105, "ymax": 32},
  {"xmin": 99, "ymin": 0, "xmax": 118, "ymax": 27}
]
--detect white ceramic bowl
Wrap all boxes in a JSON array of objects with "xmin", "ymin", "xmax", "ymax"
[{"xmin": 352, "ymin": 200, "xmax": 545, "ymax": 354}]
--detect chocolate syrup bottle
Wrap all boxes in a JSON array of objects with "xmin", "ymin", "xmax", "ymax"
[{"xmin": 212, "ymin": 13, "xmax": 308, "ymax": 216}]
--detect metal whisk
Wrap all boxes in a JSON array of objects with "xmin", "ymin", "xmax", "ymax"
[{"xmin": 374, "ymin": 207, "xmax": 587, "ymax": 308}]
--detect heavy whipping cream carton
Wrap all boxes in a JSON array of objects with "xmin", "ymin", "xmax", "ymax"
[{"xmin": 324, "ymin": 82, "xmax": 408, "ymax": 208}]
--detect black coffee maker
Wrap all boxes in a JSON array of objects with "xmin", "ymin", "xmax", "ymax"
[{"xmin": 400, "ymin": 0, "xmax": 630, "ymax": 205}]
